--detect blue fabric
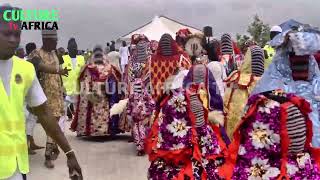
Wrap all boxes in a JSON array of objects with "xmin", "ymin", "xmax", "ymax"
[
  {"xmin": 207, "ymin": 70, "xmax": 224, "ymax": 111},
  {"xmin": 251, "ymin": 49, "xmax": 320, "ymax": 147},
  {"xmin": 289, "ymin": 32, "xmax": 320, "ymax": 56},
  {"xmin": 279, "ymin": 19, "xmax": 304, "ymax": 31},
  {"xmin": 270, "ymin": 30, "xmax": 320, "ymax": 56}
]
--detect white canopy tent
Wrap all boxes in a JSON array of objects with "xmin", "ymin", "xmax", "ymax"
[{"xmin": 119, "ymin": 15, "xmax": 202, "ymax": 42}]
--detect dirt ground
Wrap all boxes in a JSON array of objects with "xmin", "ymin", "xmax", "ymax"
[{"xmin": 28, "ymin": 123, "xmax": 149, "ymax": 180}]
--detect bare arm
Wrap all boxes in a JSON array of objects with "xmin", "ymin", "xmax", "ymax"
[
  {"xmin": 28, "ymin": 56, "xmax": 70, "ymax": 76},
  {"xmin": 31, "ymin": 102, "xmax": 82, "ymax": 179},
  {"xmin": 31, "ymin": 102, "xmax": 71, "ymax": 153},
  {"xmin": 38, "ymin": 62, "xmax": 70, "ymax": 76}
]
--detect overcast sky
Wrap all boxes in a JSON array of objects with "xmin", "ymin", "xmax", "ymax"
[{"xmin": 8, "ymin": 0, "xmax": 319, "ymax": 50}]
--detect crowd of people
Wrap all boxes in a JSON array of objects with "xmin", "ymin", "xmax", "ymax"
[{"xmin": 2, "ymin": 3, "xmax": 320, "ymax": 180}]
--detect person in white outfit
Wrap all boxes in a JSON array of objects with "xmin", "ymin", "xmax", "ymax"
[
  {"xmin": 107, "ymin": 51, "xmax": 121, "ymax": 72},
  {"xmin": 119, "ymin": 41, "xmax": 130, "ymax": 73}
]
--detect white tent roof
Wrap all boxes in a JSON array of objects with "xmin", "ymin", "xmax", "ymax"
[{"xmin": 120, "ymin": 15, "xmax": 202, "ymax": 41}]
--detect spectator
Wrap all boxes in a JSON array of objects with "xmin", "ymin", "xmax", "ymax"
[
  {"xmin": 119, "ymin": 41, "xmax": 129, "ymax": 73},
  {"xmin": 110, "ymin": 41, "xmax": 116, "ymax": 51}
]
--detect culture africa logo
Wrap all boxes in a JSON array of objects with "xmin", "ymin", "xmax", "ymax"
[{"xmin": 1, "ymin": 8, "xmax": 59, "ymax": 30}]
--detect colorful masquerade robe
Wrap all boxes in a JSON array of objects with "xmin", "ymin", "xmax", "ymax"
[
  {"xmin": 220, "ymin": 54, "xmax": 238, "ymax": 77},
  {"xmin": 146, "ymin": 86, "xmax": 228, "ymax": 180},
  {"xmin": 183, "ymin": 64, "xmax": 224, "ymax": 111},
  {"xmin": 71, "ymin": 63, "xmax": 126, "ymax": 136},
  {"xmin": 183, "ymin": 64, "xmax": 229, "ymax": 145},
  {"xmin": 224, "ymin": 49, "xmax": 261, "ymax": 138},
  {"xmin": 126, "ymin": 38, "xmax": 155, "ymax": 152},
  {"xmin": 218, "ymin": 39, "xmax": 242, "ymax": 76},
  {"xmin": 252, "ymin": 32, "xmax": 320, "ymax": 147},
  {"xmin": 221, "ymin": 93, "xmax": 320, "ymax": 180},
  {"xmin": 150, "ymin": 46, "xmax": 191, "ymax": 103},
  {"xmin": 127, "ymin": 79, "xmax": 155, "ymax": 152},
  {"xmin": 176, "ymin": 28, "xmax": 192, "ymax": 47},
  {"xmin": 315, "ymin": 51, "xmax": 320, "ymax": 68}
]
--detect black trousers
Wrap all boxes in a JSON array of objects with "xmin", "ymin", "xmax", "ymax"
[{"xmin": 22, "ymin": 174, "xmax": 27, "ymax": 180}]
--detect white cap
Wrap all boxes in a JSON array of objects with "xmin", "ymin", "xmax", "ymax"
[{"xmin": 270, "ymin": 25, "xmax": 283, "ymax": 33}]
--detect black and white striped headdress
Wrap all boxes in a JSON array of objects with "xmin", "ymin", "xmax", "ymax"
[
  {"xmin": 159, "ymin": 34, "xmax": 174, "ymax": 56},
  {"xmin": 136, "ymin": 41, "xmax": 149, "ymax": 62},
  {"xmin": 193, "ymin": 64, "xmax": 207, "ymax": 84},
  {"xmin": 286, "ymin": 104, "xmax": 306, "ymax": 154},
  {"xmin": 250, "ymin": 45, "xmax": 265, "ymax": 76},
  {"xmin": 221, "ymin": 33, "xmax": 233, "ymax": 55},
  {"xmin": 133, "ymin": 80, "xmax": 143, "ymax": 93}
]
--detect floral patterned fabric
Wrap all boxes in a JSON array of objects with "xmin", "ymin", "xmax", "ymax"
[
  {"xmin": 127, "ymin": 36, "xmax": 155, "ymax": 152},
  {"xmin": 146, "ymin": 87, "xmax": 227, "ymax": 180},
  {"xmin": 127, "ymin": 79, "xmax": 155, "ymax": 152},
  {"xmin": 29, "ymin": 49, "xmax": 64, "ymax": 117},
  {"xmin": 221, "ymin": 93, "xmax": 320, "ymax": 180},
  {"xmin": 128, "ymin": 40, "xmax": 151, "ymax": 83},
  {"xmin": 71, "ymin": 63, "xmax": 125, "ymax": 136},
  {"xmin": 251, "ymin": 29, "xmax": 320, "ymax": 147},
  {"xmin": 29, "ymin": 49, "xmax": 65, "ymax": 160}
]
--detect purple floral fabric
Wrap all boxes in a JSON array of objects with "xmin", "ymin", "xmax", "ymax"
[
  {"xmin": 148, "ymin": 159, "xmax": 182, "ymax": 179},
  {"xmin": 127, "ymin": 79, "xmax": 155, "ymax": 152},
  {"xmin": 231, "ymin": 94, "xmax": 320, "ymax": 180},
  {"xmin": 132, "ymin": 122, "xmax": 148, "ymax": 151},
  {"xmin": 148, "ymin": 88, "xmax": 226, "ymax": 179}
]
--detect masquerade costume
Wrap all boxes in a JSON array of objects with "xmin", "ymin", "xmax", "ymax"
[
  {"xmin": 184, "ymin": 33, "xmax": 205, "ymax": 58},
  {"xmin": 127, "ymin": 79, "xmax": 155, "ymax": 155},
  {"xmin": 146, "ymin": 85, "xmax": 228, "ymax": 180},
  {"xmin": 150, "ymin": 34, "xmax": 191, "ymax": 103},
  {"xmin": 221, "ymin": 92, "xmax": 320, "ymax": 180},
  {"xmin": 224, "ymin": 45, "xmax": 265, "ymax": 138},
  {"xmin": 252, "ymin": 29, "xmax": 320, "ymax": 147},
  {"xmin": 184, "ymin": 64, "xmax": 229, "ymax": 144},
  {"xmin": 146, "ymin": 60, "xmax": 234, "ymax": 179},
  {"xmin": 127, "ymin": 36, "xmax": 155, "ymax": 155},
  {"xmin": 183, "ymin": 64, "xmax": 224, "ymax": 113},
  {"xmin": 176, "ymin": 28, "xmax": 192, "ymax": 48},
  {"xmin": 71, "ymin": 47, "xmax": 127, "ymax": 137},
  {"xmin": 128, "ymin": 34, "xmax": 150, "ymax": 83},
  {"xmin": 219, "ymin": 34, "xmax": 241, "ymax": 76}
]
